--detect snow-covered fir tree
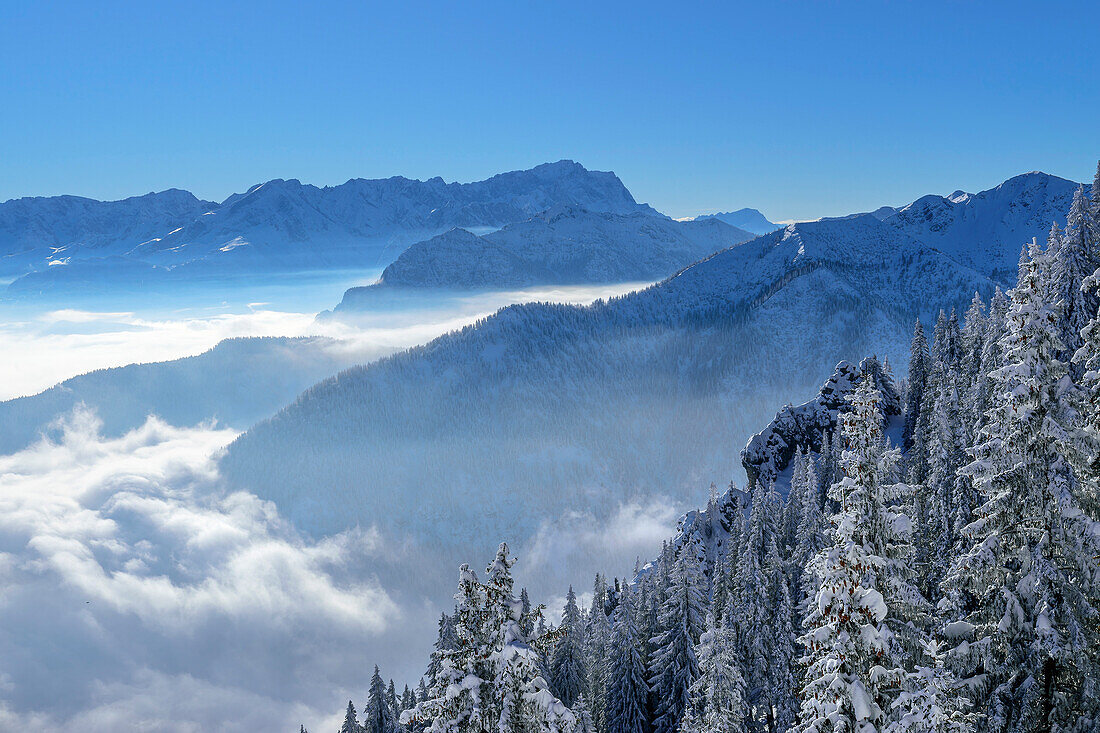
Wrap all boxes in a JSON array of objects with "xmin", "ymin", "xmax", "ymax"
[
  {"xmin": 735, "ymin": 478, "xmax": 778, "ymax": 730},
  {"xmin": 404, "ymin": 685, "xmax": 419, "ymax": 716},
  {"xmin": 791, "ymin": 451, "xmax": 828, "ymax": 610},
  {"xmin": 903, "ymin": 320, "xmax": 930, "ymax": 454},
  {"xmin": 364, "ymin": 665, "xmax": 399, "ymax": 733},
  {"xmin": 403, "ymin": 545, "xmax": 576, "ymax": 733},
  {"xmin": 585, "ymin": 575, "xmax": 611, "ymax": 733},
  {"xmin": 551, "ymin": 587, "xmax": 588, "ymax": 708},
  {"xmin": 765, "ymin": 514, "xmax": 800, "ymax": 732},
  {"xmin": 648, "ymin": 535, "xmax": 706, "ymax": 733},
  {"xmin": 428, "ymin": 612, "xmax": 458, "ymax": 685},
  {"xmin": 572, "ymin": 695, "xmax": 596, "ymax": 733},
  {"xmin": 959, "ymin": 293, "xmax": 988, "ymax": 441},
  {"xmin": 947, "ymin": 238, "xmax": 1100, "ymax": 731},
  {"xmin": 681, "ymin": 612, "xmax": 747, "ymax": 733},
  {"xmin": 888, "ymin": 640, "xmax": 974, "ymax": 733},
  {"xmin": 795, "ymin": 377, "xmax": 921, "ymax": 733},
  {"xmin": 604, "ymin": 585, "xmax": 647, "ymax": 733},
  {"xmin": 341, "ymin": 701, "xmax": 361, "ymax": 733},
  {"xmin": 917, "ymin": 371, "xmax": 966, "ymax": 600},
  {"xmin": 974, "ymin": 286, "xmax": 1010, "ymax": 433},
  {"xmin": 1047, "ymin": 192, "xmax": 1096, "ymax": 371}
]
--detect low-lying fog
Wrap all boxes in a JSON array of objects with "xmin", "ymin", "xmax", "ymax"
[
  {"xmin": 0, "ymin": 274, "xmax": 647, "ymax": 400},
  {"xmin": 0, "ymin": 275, "xmax": 670, "ymax": 732}
]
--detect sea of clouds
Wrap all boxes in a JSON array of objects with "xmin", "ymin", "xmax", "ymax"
[
  {"xmin": 0, "ymin": 281, "xmax": 648, "ymax": 401},
  {"xmin": 0, "ymin": 279, "xmax": 681, "ymax": 731},
  {"xmin": 0, "ymin": 409, "xmax": 680, "ymax": 731}
]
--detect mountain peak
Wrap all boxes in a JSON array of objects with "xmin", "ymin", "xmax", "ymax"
[
  {"xmin": 888, "ymin": 169, "xmax": 1086, "ymax": 282},
  {"xmin": 530, "ymin": 159, "xmax": 585, "ymax": 176},
  {"xmin": 694, "ymin": 208, "xmax": 778, "ymax": 236}
]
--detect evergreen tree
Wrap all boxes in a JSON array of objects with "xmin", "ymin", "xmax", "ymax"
[
  {"xmin": 782, "ymin": 457, "xmax": 806, "ymax": 554},
  {"xmin": 795, "ymin": 378, "xmax": 920, "ymax": 733},
  {"xmin": 1085, "ymin": 160, "xmax": 1100, "ymax": 265},
  {"xmin": 917, "ymin": 372, "xmax": 966, "ymax": 601},
  {"xmin": 572, "ymin": 695, "xmax": 596, "ymax": 733},
  {"xmin": 389, "ymin": 681, "xmax": 402, "ymax": 728},
  {"xmin": 403, "ymin": 685, "xmax": 418, "ymax": 716},
  {"xmin": 720, "ymin": 487, "xmax": 746, "ymax": 613},
  {"xmin": 793, "ymin": 451, "xmax": 828, "ymax": 608},
  {"xmin": 648, "ymin": 536, "xmax": 706, "ymax": 733},
  {"xmin": 427, "ymin": 612, "xmax": 458, "ymax": 684},
  {"xmin": 903, "ymin": 319, "xmax": 930, "ymax": 453},
  {"xmin": 1072, "ymin": 259, "xmax": 1100, "ymax": 518},
  {"xmin": 551, "ymin": 587, "xmax": 588, "ymax": 708},
  {"xmin": 974, "ymin": 287, "xmax": 1010, "ymax": 436},
  {"xmin": 1048, "ymin": 195, "xmax": 1096, "ymax": 372},
  {"xmin": 340, "ymin": 701, "xmax": 361, "ymax": 733},
  {"xmin": 887, "ymin": 640, "xmax": 974, "ymax": 733},
  {"xmin": 960, "ymin": 293, "xmax": 988, "ymax": 441},
  {"xmin": 605, "ymin": 586, "xmax": 648, "ymax": 733},
  {"xmin": 681, "ymin": 612, "xmax": 747, "ymax": 733},
  {"xmin": 404, "ymin": 546, "xmax": 576, "ymax": 733},
  {"xmin": 765, "ymin": 513, "xmax": 800, "ymax": 732},
  {"xmin": 364, "ymin": 666, "xmax": 398, "ymax": 733},
  {"xmin": 948, "ymin": 240, "xmax": 1100, "ymax": 731},
  {"xmin": 586, "ymin": 575, "xmax": 611, "ymax": 733},
  {"xmin": 521, "ymin": 588, "xmax": 534, "ymax": 637},
  {"xmin": 736, "ymin": 479, "xmax": 782, "ymax": 728}
]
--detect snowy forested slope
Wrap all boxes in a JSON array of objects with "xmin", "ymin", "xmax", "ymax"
[
  {"xmin": 331, "ymin": 208, "xmax": 753, "ymax": 308},
  {"xmin": 221, "ymin": 214, "xmax": 996, "ymax": 546}
]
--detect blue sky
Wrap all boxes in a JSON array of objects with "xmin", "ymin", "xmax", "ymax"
[{"xmin": 1, "ymin": 0, "xmax": 1097, "ymax": 221}]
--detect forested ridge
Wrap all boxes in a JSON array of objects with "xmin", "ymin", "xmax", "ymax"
[{"xmin": 322, "ymin": 169, "xmax": 1100, "ymax": 733}]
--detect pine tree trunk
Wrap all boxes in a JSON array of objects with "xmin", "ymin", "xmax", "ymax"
[{"xmin": 1039, "ymin": 656, "xmax": 1056, "ymax": 733}]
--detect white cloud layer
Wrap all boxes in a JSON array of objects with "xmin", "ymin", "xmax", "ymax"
[
  {"xmin": 0, "ymin": 409, "xmax": 404, "ymax": 732},
  {"xmin": 0, "ymin": 281, "xmax": 648, "ymax": 400},
  {"xmin": 521, "ymin": 497, "xmax": 682, "ymax": 622},
  {"xmin": 0, "ymin": 279, "xmax": 668, "ymax": 730},
  {"xmin": 0, "ymin": 407, "xmax": 683, "ymax": 731}
]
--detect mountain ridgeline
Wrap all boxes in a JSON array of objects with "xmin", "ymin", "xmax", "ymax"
[
  {"xmin": 693, "ymin": 207, "xmax": 779, "ymax": 236},
  {"xmin": 0, "ymin": 161, "xmax": 655, "ymax": 287},
  {"xmin": 221, "ymin": 212, "xmax": 998, "ymax": 549},
  {"xmin": 329, "ymin": 208, "xmax": 754, "ymax": 311},
  {"xmin": 332, "ymin": 169, "xmax": 1100, "ymax": 733}
]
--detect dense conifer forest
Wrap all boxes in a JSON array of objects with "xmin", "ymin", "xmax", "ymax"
[{"xmin": 325, "ymin": 171, "xmax": 1100, "ymax": 733}]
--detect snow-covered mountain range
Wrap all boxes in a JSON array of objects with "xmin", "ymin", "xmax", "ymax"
[
  {"xmin": 0, "ymin": 166, "xmax": 1082, "ymax": 596},
  {"xmin": 330, "ymin": 207, "xmax": 753, "ymax": 310},
  {"xmin": 0, "ymin": 161, "xmax": 655, "ymax": 285},
  {"xmin": 0, "ymin": 189, "xmax": 215, "ymax": 277},
  {"xmin": 220, "ymin": 213, "xmax": 996, "ymax": 550},
  {"xmin": 693, "ymin": 208, "xmax": 779, "ymax": 236},
  {"xmin": 882, "ymin": 171, "xmax": 1088, "ymax": 282}
]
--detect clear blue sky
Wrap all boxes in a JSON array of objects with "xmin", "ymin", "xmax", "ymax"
[{"xmin": 2, "ymin": 0, "xmax": 1098, "ymax": 221}]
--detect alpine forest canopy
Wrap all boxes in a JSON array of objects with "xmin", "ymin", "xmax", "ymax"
[{"xmin": 325, "ymin": 167, "xmax": 1100, "ymax": 733}]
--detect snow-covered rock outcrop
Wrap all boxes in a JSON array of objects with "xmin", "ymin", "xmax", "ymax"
[{"xmin": 740, "ymin": 356, "xmax": 901, "ymax": 489}]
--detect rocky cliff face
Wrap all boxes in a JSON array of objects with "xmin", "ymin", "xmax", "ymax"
[{"xmin": 741, "ymin": 356, "xmax": 901, "ymax": 489}]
